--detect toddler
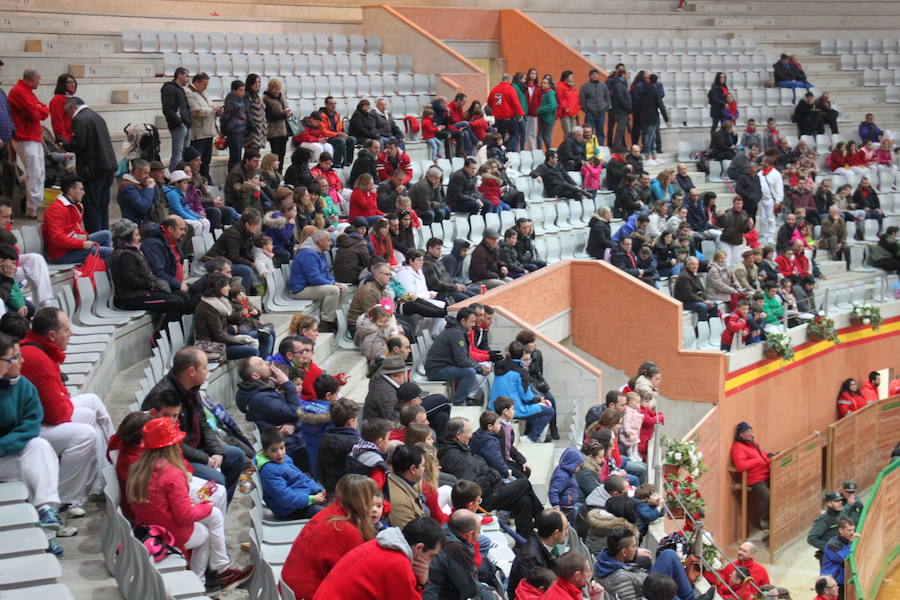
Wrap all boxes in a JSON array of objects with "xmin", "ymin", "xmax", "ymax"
[
  {"xmin": 722, "ymin": 93, "xmax": 739, "ymax": 123},
  {"xmin": 621, "ymin": 391, "xmax": 643, "ymax": 459},
  {"xmin": 252, "ymin": 235, "xmax": 275, "ymax": 278},
  {"xmin": 633, "ymin": 483, "xmax": 665, "ymax": 538},
  {"xmin": 254, "ymin": 428, "xmax": 326, "ymax": 520},
  {"xmin": 581, "ymin": 156, "xmax": 604, "ymax": 193},
  {"xmin": 477, "ymin": 163, "xmax": 508, "ymax": 214}
]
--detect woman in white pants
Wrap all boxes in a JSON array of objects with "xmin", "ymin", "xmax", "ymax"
[{"xmin": 128, "ymin": 418, "xmax": 253, "ymax": 590}]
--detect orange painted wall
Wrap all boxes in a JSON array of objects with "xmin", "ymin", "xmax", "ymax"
[{"xmin": 392, "ymin": 6, "xmax": 501, "ymax": 40}]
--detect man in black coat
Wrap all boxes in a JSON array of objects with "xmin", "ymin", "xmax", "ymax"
[
  {"xmin": 437, "ymin": 417, "xmax": 543, "ymax": 537},
  {"xmin": 608, "ymin": 69, "xmax": 632, "ymax": 148},
  {"xmin": 161, "ymin": 67, "xmax": 192, "ymax": 171},
  {"xmin": 557, "ymin": 127, "xmax": 586, "ymax": 172},
  {"xmin": 63, "ymin": 97, "xmax": 117, "ymax": 233},
  {"xmin": 507, "ymin": 509, "xmax": 569, "ymax": 599},
  {"xmin": 447, "ymin": 158, "xmax": 486, "ymax": 214},
  {"xmin": 735, "ymin": 162, "xmax": 763, "ymax": 219},
  {"xmin": 348, "ymin": 138, "xmax": 380, "ymax": 189}
]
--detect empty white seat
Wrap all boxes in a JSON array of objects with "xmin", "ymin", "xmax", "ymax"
[
  {"xmin": 272, "ymin": 33, "xmax": 288, "ymax": 54},
  {"xmin": 158, "ymin": 30, "xmax": 176, "ymax": 53},
  {"xmin": 308, "ymin": 54, "xmax": 324, "ymax": 76},
  {"xmin": 277, "ymin": 55, "xmax": 295, "ymax": 77},
  {"xmin": 294, "ymin": 54, "xmax": 309, "ymax": 75},
  {"xmin": 139, "ymin": 29, "xmax": 158, "ymax": 53},
  {"xmin": 349, "ymin": 34, "xmax": 366, "ymax": 54},
  {"xmin": 174, "ymin": 30, "xmax": 193, "ymax": 53},
  {"xmin": 335, "ymin": 54, "xmax": 350, "ymax": 75},
  {"xmin": 206, "ymin": 76, "xmax": 224, "ymax": 100},
  {"xmin": 369, "ymin": 74, "xmax": 384, "ymax": 96},
  {"xmin": 366, "ymin": 34, "xmax": 382, "ymax": 53},
  {"xmin": 257, "ymin": 33, "xmax": 273, "ymax": 54},
  {"xmin": 209, "ymin": 31, "xmax": 226, "ymax": 53},
  {"xmin": 232, "ymin": 54, "xmax": 249, "ymax": 78},
  {"xmin": 243, "ymin": 33, "xmax": 258, "ymax": 54},
  {"xmin": 226, "ymin": 32, "xmax": 242, "ymax": 53},
  {"xmin": 322, "ymin": 53, "xmax": 338, "ymax": 75},
  {"xmin": 851, "ymin": 39, "xmax": 866, "ymax": 54},
  {"xmin": 286, "ymin": 33, "xmax": 303, "ymax": 54},
  {"xmin": 122, "ymin": 29, "xmax": 140, "ymax": 52},
  {"xmin": 381, "ymin": 54, "xmax": 398, "ymax": 75},
  {"xmin": 314, "ymin": 33, "xmax": 329, "ymax": 54},
  {"xmin": 300, "ymin": 33, "xmax": 315, "ymax": 54},
  {"xmin": 248, "ymin": 54, "xmax": 264, "ymax": 75},
  {"xmin": 263, "ymin": 54, "xmax": 279, "ymax": 76},
  {"xmin": 214, "ymin": 54, "xmax": 232, "ymax": 77}
]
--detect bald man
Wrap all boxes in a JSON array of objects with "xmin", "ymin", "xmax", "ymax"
[{"xmin": 424, "ymin": 509, "xmax": 497, "ymax": 600}]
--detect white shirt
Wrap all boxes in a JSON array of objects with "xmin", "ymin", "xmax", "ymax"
[{"xmin": 758, "ymin": 167, "xmax": 784, "ymax": 203}]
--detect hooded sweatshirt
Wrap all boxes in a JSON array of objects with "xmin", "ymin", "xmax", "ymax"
[
  {"xmin": 234, "ymin": 378, "xmax": 305, "ymax": 453},
  {"xmin": 290, "ymin": 236, "xmax": 335, "ymax": 293},
  {"xmin": 253, "ymin": 452, "xmax": 323, "ymax": 519},
  {"xmin": 441, "ymin": 239, "xmax": 470, "ymax": 282},
  {"xmin": 312, "ymin": 527, "xmax": 422, "ymax": 600},
  {"xmin": 490, "ymin": 357, "xmax": 538, "ymax": 418},
  {"xmin": 549, "ymin": 448, "xmax": 585, "ymax": 508}
]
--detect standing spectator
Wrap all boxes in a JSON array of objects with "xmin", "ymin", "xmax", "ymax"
[
  {"xmin": 290, "ymin": 230, "xmax": 347, "ymax": 332},
  {"xmin": 447, "ymin": 158, "xmax": 486, "ymax": 214},
  {"xmin": 220, "ymin": 80, "xmax": 248, "ymax": 170},
  {"xmin": 319, "ymin": 96, "xmax": 354, "ymax": 168},
  {"xmin": 536, "ymin": 75, "xmax": 558, "ymax": 151},
  {"xmin": 161, "ymin": 67, "xmax": 192, "ymax": 171},
  {"xmin": 243, "ymin": 74, "xmax": 267, "ymax": 153},
  {"xmin": 674, "ymin": 257, "xmax": 719, "ymax": 322},
  {"xmin": 821, "ymin": 519, "xmax": 858, "ymax": 599},
  {"xmin": 707, "ymin": 72, "xmax": 728, "ymax": 138},
  {"xmin": 638, "ymin": 75, "xmax": 670, "ymax": 165},
  {"xmin": 580, "ymin": 69, "xmax": 610, "ymax": 145},
  {"xmin": 43, "ymin": 175, "xmax": 112, "ymax": 264},
  {"xmin": 607, "ymin": 68, "xmax": 631, "ymax": 149},
  {"xmin": 757, "ymin": 157, "xmax": 782, "ymax": 244},
  {"xmin": 731, "ymin": 421, "xmax": 771, "ymax": 531},
  {"xmin": 807, "ymin": 492, "xmax": 845, "ymax": 563},
  {"xmin": 835, "ymin": 378, "xmax": 867, "ymax": 418},
  {"xmin": 0, "ymin": 61, "xmax": 14, "ymax": 169},
  {"xmin": 488, "ymin": 73, "xmax": 524, "ymax": 150},
  {"xmin": 425, "ymin": 307, "xmax": 491, "ymax": 406},
  {"xmin": 719, "ymin": 196, "xmax": 752, "ymax": 265},
  {"xmin": 7, "ymin": 69, "xmax": 49, "ymax": 218},
  {"xmin": 523, "ymin": 68, "xmax": 542, "ymax": 150},
  {"xmin": 202, "ymin": 209, "xmax": 259, "ymax": 290},
  {"xmin": 556, "ymin": 70, "xmax": 580, "ymax": 136},
  {"xmin": 62, "ymin": 97, "xmax": 116, "ymax": 232},
  {"xmin": 184, "ymin": 72, "xmax": 220, "ymax": 182},
  {"xmin": 49, "ymin": 73, "xmax": 76, "ymax": 143},
  {"xmin": 109, "ymin": 219, "xmax": 186, "ymax": 323},
  {"xmin": 262, "ymin": 78, "xmax": 291, "ymax": 170},
  {"xmin": 858, "ymin": 113, "xmax": 884, "ymax": 144}
]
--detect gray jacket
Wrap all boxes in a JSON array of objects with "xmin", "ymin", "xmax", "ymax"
[{"xmin": 580, "ymin": 80, "xmax": 611, "ymax": 115}]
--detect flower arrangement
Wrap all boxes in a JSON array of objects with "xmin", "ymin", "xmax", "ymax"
[
  {"xmin": 662, "ymin": 437, "xmax": 708, "ymax": 477},
  {"xmin": 851, "ymin": 302, "xmax": 882, "ymax": 330},
  {"xmin": 763, "ymin": 332, "xmax": 795, "ymax": 361},
  {"xmin": 664, "ymin": 472, "xmax": 706, "ymax": 518},
  {"xmin": 701, "ymin": 531, "xmax": 724, "ymax": 570},
  {"xmin": 807, "ymin": 314, "xmax": 839, "ymax": 343}
]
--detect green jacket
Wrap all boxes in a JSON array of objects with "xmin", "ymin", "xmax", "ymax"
[
  {"xmin": 807, "ymin": 507, "xmax": 841, "ymax": 550},
  {"xmin": 763, "ymin": 294, "xmax": 784, "ymax": 324},
  {"xmin": 537, "ymin": 89, "xmax": 558, "ymax": 125},
  {"xmin": 0, "ymin": 376, "xmax": 44, "ymax": 458}
]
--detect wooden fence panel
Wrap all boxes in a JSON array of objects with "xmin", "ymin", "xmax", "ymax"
[
  {"xmin": 769, "ymin": 432, "xmax": 828, "ymax": 555},
  {"xmin": 827, "ymin": 397, "xmax": 900, "ymax": 491}
]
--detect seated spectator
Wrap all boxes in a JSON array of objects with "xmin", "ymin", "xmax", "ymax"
[
  {"xmin": 410, "ymin": 166, "xmax": 451, "ymax": 225},
  {"xmin": 109, "ymin": 218, "xmax": 186, "ymax": 324},
  {"xmin": 709, "ymin": 121, "xmax": 737, "ymax": 161},
  {"xmin": 612, "ymin": 237, "xmax": 654, "ymax": 285},
  {"xmin": 294, "ymin": 372, "xmax": 339, "ymax": 478},
  {"xmin": 334, "ymin": 218, "xmax": 373, "ymax": 284},
  {"xmin": 310, "ymin": 152, "xmax": 346, "ymax": 204},
  {"xmin": 262, "ymin": 202, "xmax": 296, "ymax": 267},
  {"xmin": 633, "ymin": 483, "xmax": 665, "ymax": 538},
  {"xmin": 513, "ymin": 218, "xmax": 546, "ymax": 271},
  {"xmin": 442, "ymin": 239, "xmax": 473, "ymax": 287},
  {"xmin": 394, "ymin": 248, "xmax": 448, "ymax": 334},
  {"xmin": 499, "ymin": 228, "xmax": 529, "ymax": 279},
  {"xmin": 43, "ymin": 174, "xmax": 112, "ymax": 264},
  {"xmin": 821, "ymin": 518, "xmax": 857, "ymax": 597},
  {"xmin": 117, "ymin": 158, "xmax": 167, "ymax": 224},
  {"xmin": 851, "ymin": 177, "xmax": 883, "ymax": 235},
  {"xmin": 292, "ymin": 111, "xmax": 333, "ymax": 163},
  {"xmin": 202, "ymin": 209, "xmax": 259, "ymax": 290},
  {"xmin": 762, "ymin": 282, "xmax": 785, "ymax": 326},
  {"xmin": 423, "ymin": 237, "xmax": 478, "ymax": 303},
  {"xmin": 281, "ymin": 473, "xmax": 379, "ymax": 598},
  {"xmin": 706, "ymin": 250, "xmax": 742, "ymax": 303},
  {"xmin": 773, "ymin": 53, "xmax": 813, "ymax": 101},
  {"xmin": 349, "ymin": 173, "xmax": 383, "ymax": 224},
  {"xmin": 376, "ymin": 170, "xmax": 407, "ymax": 216},
  {"xmin": 290, "ymin": 229, "xmax": 348, "ymax": 333},
  {"xmin": 858, "ymin": 113, "xmax": 884, "ymax": 144},
  {"xmin": 376, "ymin": 137, "xmax": 413, "ymax": 184},
  {"xmin": 673, "ymin": 257, "xmax": 719, "ymax": 322},
  {"xmin": 470, "ymin": 409, "xmax": 515, "ymax": 480},
  {"xmin": 165, "ymin": 170, "xmax": 211, "ymax": 236},
  {"xmin": 235, "ymin": 356, "xmax": 307, "ymax": 470},
  {"xmin": 469, "ymin": 228, "xmax": 510, "ymax": 289},
  {"xmin": 508, "ymin": 508, "xmax": 568, "ymax": 598},
  {"xmin": 346, "ymin": 417, "xmax": 392, "ymax": 490},
  {"xmin": 870, "ymin": 227, "xmax": 900, "ymax": 273},
  {"xmin": 558, "ymin": 126, "xmax": 586, "ymax": 171},
  {"xmin": 354, "ymin": 304, "xmax": 403, "ymax": 362},
  {"xmin": 550, "ymin": 448, "xmax": 585, "ymax": 519},
  {"xmin": 368, "ymin": 217, "xmax": 397, "ymax": 266},
  {"xmin": 317, "ymin": 398, "xmax": 361, "ymax": 493},
  {"xmin": 425, "ymin": 307, "xmax": 491, "ymax": 406},
  {"xmin": 447, "ymin": 158, "xmax": 487, "ymax": 214},
  {"xmin": 194, "ymin": 273, "xmax": 259, "ymax": 360},
  {"xmin": 438, "ymin": 417, "xmax": 544, "ymax": 536},
  {"xmin": 491, "ymin": 341, "xmax": 555, "ymax": 442},
  {"xmin": 364, "ymin": 354, "xmax": 409, "ymax": 422},
  {"xmin": 371, "ymin": 99, "xmax": 406, "ymax": 149},
  {"xmin": 545, "ymin": 551, "xmax": 605, "ymax": 600},
  {"xmin": 721, "ymin": 299, "xmax": 751, "ymax": 352},
  {"xmin": 425, "ymin": 509, "xmax": 498, "ymax": 600},
  {"xmin": 731, "ymin": 421, "xmax": 771, "ymax": 531},
  {"xmin": 253, "ymin": 427, "xmax": 325, "ymax": 520},
  {"xmin": 530, "ymin": 150, "xmax": 592, "ymax": 200},
  {"xmin": 386, "ymin": 443, "xmax": 429, "ymax": 528},
  {"xmin": 127, "ymin": 417, "xmax": 252, "ymax": 589},
  {"xmin": 348, "ymin": 261, "xmax": 393, "ymax": 332},
  {"xmin": 819, "ymin": 206, "xmax": 851, "ymax": 266},
  {"xmin": 348, "ymin": 137, "xmax": 380, "ymax": 189},
  {"xmin": 710, "ymin": 541, "xmax": 770, "ymax": 588},
  {"xmin": 313, "ymin": 517, "xmax": 445, "ymax": 599},
  {"xmin": 141, "ymin": 215, "xmax": 190, "ymax": 299}
]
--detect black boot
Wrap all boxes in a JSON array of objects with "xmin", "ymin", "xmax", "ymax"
[{"xmin": 548, "ymin": 417, "xmax": 560, "ymax": 441}]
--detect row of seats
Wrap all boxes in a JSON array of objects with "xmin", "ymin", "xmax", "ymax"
[
  {"xmin": 0, "ymin": 481, "xmax": 73, "ymax": 598},
  {"xmin": 861, "ymin": 69, "xmax": 900, "ymax": 87},
  {"xmin": 840, "ymin": 53, "xmax": 900, "ymax": 71},
  {"xmin": 565, "ymin": 36, "xmax": 758, "ymax": 56},
  {"xmin": 581, "ymin": 52, "xmax": 770, "ymax": 74},
  {"xmin": 821, "ymin": 38, "xmax": 900, "ymax": 56},
  {"xmin": 162, "ymin": 51, "xmax": 414, "ymax": 79},
  {"xmin": 123, "ymin": 30, "xmax": 382, "ymax": 56},
  {"xmin": 187, "ymin": 71, "xmax": 429, "ymax": 100},
  {"xmin": 663, "ymin": 84, "xmax": 796, "ymax": 110}
]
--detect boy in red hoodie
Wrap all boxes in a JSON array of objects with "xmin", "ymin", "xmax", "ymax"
[
  {"xmin": 542, "ymin": 552, "xmax": 604, "ymax": 600},
  {"xmin": 721, "ymin": 299, "xmax": 751, "ymax": 352},
  {"xmin": 422, "ymin": 106, "xmax": 442, "ymax": 160},
  {"xmin": 514, "ymin": 566, "xmax": 556, "ymax": 599}
]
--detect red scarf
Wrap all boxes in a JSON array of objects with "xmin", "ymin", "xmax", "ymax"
[
  {"xmin": 762, "ymin": 166, "xmax": 775, "ymax": 176},
  {"xmin": 162, "ymin": 227, "xmax": 184, "ymax": 283}
]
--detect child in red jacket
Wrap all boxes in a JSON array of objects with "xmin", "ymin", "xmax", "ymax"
[
  {"xmin": 468, "ymin": 108, "xmax": 490, "ymax": 142},
  {"xmin": 721, "ymin": 300, "xmax": 751, "ymax": 351},
  {"xmin": 477, "ymin": 163, "xmax": 508, "ymax": 214},
  {"xmin": 515, "ymin": 566, "xmax": 557, "ymax": 600},
  {"xmin": 421, "ymin": 106, "xmax": 442, "ymax": 160},
  {"xmin": 637, "ymin": 390, "xmax": 663, "ymax": 462}
]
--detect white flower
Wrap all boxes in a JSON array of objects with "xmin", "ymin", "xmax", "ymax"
[
  {"xmin": 863, "ymin": 318, "xmax": 871, "ymax": 325},
  {"xmin": 674, "ymin": 452, "xmax": 682, "ymax": 462},
  {"xmin": 712, "ymin": 558, "xmax": 723, "ymax": 569}
]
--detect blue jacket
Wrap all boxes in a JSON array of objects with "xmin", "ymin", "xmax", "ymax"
[
  {"xmin": 549, "ymin": 447, "xmax": 584, "ymax": 508},
  {"xmin": 262, "ymin": 211, "xmax": 295, "ymax": 256},
  {"xmin": 685, "ymin": 197, "xmax": 711, "ymax": 232},
  {"xmin": 140, "ymin": 227, "xmax": 183, "ymax": 292},
  {"xmin": 650, "ymin": 179, "xmax": 676, "ymax": 202},
  {"xmin": 0, "ymin": 376, "xmax": 43, "ymax": 458},
  {"xmin": 469, "ymin": 428, "xmax": 508, "ymax": 478},
  {"xmin": 490, "ymin": 357, "xmax": 539, "ymax": 418},
  {"xmin": 299, "ymin": 398, "xmax": 330, "ymax": 471},
  {"xmin": 290, "ymin": 239, "xmax": 335, "ymax": 293},
  {"xmin": 235, "ymin": 379, "xmax": 304, "ymax": 452},
  {"xmin": 164, "ymin": 185, "xmax": 203, "ymax": 221},
  {"xmin": 635, "ymin": 499, "xmax": 665, "ymax": 537},
  {"xmin": 254, "ymin": 453, "xmax": 322, "ymax": 519},
  {"xmin": 821, "ymin": 535, "xmax": 852, "ymax": 584},
  {"xmin": 859, "ymin": 122, "xmax": 883, "ymax": 145},
  {"xmin": 612, "ymin": 214, "xmax": 639, "ymax": 244},
  {"xmin": 0, "ymin": 90, "xmax": 15, "ymax": 145},
  {"xmin": 117, "ymin": 175, "xmax": 159, "ymax": 224}
]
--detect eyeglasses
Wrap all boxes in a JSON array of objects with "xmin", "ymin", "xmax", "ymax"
[{"xmin": 0, "ymin": 353, "xmax": 22, "ymax": 364}]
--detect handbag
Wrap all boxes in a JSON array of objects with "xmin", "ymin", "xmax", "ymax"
[
  {"xmin": 285, "ymin": 115, "xmax": 301, "ymax": 137},
  {"xmin": 133, "ymin": 524, "xmax": 183, "ymax": 562},
  {"xmin": 195, "ymin": 339, "xmax": 226, "ymax": 362}
]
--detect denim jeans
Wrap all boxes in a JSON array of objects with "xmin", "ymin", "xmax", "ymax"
[
  {"xmin": 52, "ymin": 231, "xmax": 113, "ymax": 264},
  {"xmin": 226, "ymin": 343, "xmax": 259, "ymax": 360},
  {"xmin": 621, "ymin": 457, "xmax": 647, "ymax": 485},
  {"xmin": 329, "ymin": 135, "xmax": 356, "ymax": 167},
  {"xmin": 524, "ymin": 404, "xmax": 555, "ymax": 442},
  {"xmin": 516, "ymin": 117, "xmax": 527, "ymax": 151},
  {"xmin": 169, "ymin": 124, "xmax": 190, "ymax": 172},
  {"xmin": 642, "ymin": 124, "xmax": 659, "ymax": 156},
  {"xmin": 495, "ymin": 118, "xmax": 518, "ymax": 151},
  {"xmin": 426, "ymin": 138, "xmax": 441, "ymax": 160},
  {"xmin": 191, "ymin": 137, "xmax": 213, "ymax": 182},
  {"xmin": 427, "ymin": 365, "xmax": 477, "ymax": 405},
  {"xmin": 652, "ymin": 549, "xmax": 696, "ymax": 600},
  {"xmin": 227, "ymin": 132, "xmax": 244, "ymax": 170},
  {"xmin": 189, "ymin": 443, "xmax": 247, "ymax": 504},
  {"xmin": 683, "ymin": 301, "xmax": 719, "ymax": 322},
  {"xmin": 584, "ymin": 111, "xmax": 607, "ymax": 144},
  {"xmin": 775, "ymin": 80, "xmax": 813, "ymax": 102},
  {"xmin": 231, "ymin": 263, "xmax": 254, "ymax": 290}
]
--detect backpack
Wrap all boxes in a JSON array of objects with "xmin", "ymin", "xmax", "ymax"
[
  {"xmin": 694, "ymin": 151, "xmax": 710, "ymax": 174},
  {"xmin": 123, "ymin": 122, "xmax": 161, "ymax": 162},
  {"xmin": 133, "ymin": 524, "xmax": 183, "ymax": 562}
]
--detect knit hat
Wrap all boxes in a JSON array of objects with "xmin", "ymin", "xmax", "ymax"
[
  {"xmin": 736, "ymin": 421, "xmax": 752, "ymax": 434},
  {"xmin": 168, "ymin": 170, "xmax": 190, "ymax": 184},
  {"xmin": 397, "ymin": 382, "xmax": 421, "ymax": 405},
  {"xmin": 381, "ymin": 354, "xmax": 407, "ymax": 375},
  {"xmin": 351, "ymin": 216, "xmax": 369, "ymax": 229},
  {"xmin": 110, "ymin": 218, "xmax": 138, "ymax": 240},
  {"xmin": 483, "ymin": 227, "xmax": 500, "ymax": 239},
  {"xmin": 141, "ymin": 417, "xmax": 186, "ymax": 449},
  {"xmin": 181, "ymin": 147, "xmax": 201, "ymax": 162}
]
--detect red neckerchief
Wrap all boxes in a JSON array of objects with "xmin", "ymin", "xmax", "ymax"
[
  {"xmin": 762, "ymin": 166, "xmax": 774, "ymax": 176},
  {"xmin": 162, "ymin": 226, "xmax": 184, "ymax": 282}
]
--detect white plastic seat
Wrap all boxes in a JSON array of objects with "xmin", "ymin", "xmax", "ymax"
[
  {"xmin": 366, "ymin": 34, "xmax": 383, "ymax": 53},
  {"xmin": 258, "ymin": 33, "xmax": 273, "ymax": 54},
  {"xmin": 243, "ymin": 34, "xmax": 259, "ymax": 54},
  {"xmin": 369, "ymin": 74, "xmax": 384, "ymax": 97},
  {"xmin": 139, "ymin": 29, "xmax": 158, "ymax": 53},
  {"xmin": 277, "ymin": 55, "xmax": 295, "ymax": 77},
  {"xmin": 398, "ymin": 54, "xmax": 413, "ymax": 74},
  {"xmin": 335, "ymin": 54, "xmax": 350, "ymax": 76},
  {"xmin": 174, "ymin": 30, "xmax": 193, "ymax": 53},
  {"xmin": 349, "ymin": 34, "xmax": 365, "ymax": 54},
  {"xmin": 314, "ymin": 33, "xmax": 329, "ymax": 54},
  {"xmin": 293, "ymin": 54, "xmax": 309, "ymax": 75},
  {"xmin": 285, "ymin": 34, "xmax": 302, "ymax": 54},
  {"xmin": 381, "ymin": 54, "xmax": 398, "ymax": 75},
  {"xmin": 210, "ymin": 32, "xmax": 226, "ymax": 54},
  {"xmin": 225, "ymin": 32, "xmax": 242, "ymax": 54},
  {"xmin": 248, "ymin": 54, "xmax": 264, "ymax": 76},
  {"xmin": 307, "ymin": 55, "xmax": 324, "ymax": 76},
  {"xmin": 272, "ymin": 33, "xmax": 288, "ymax": 54},
  {"xmin": 122, "ymin": 29, "xmax": 140, "ymax": 52}
]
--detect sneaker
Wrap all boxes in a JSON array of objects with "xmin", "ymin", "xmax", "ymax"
[
  {"xmin": 67, "ymin": 504, "xmax": 86, "ymax": 518},
  {"xmin": 216, "ymin": 565, "xmax": 254, "ymax": 592},
  {"xmin": 47, "ymin": 539, "xmax": 64, "ymax": 556},
  {"xmin": 37, "ymin": 506, "xmax": 62, "ymax": 532},
  {"xmin": 57, "ymin": 524, "xmax": 79, "ymax": 537}
]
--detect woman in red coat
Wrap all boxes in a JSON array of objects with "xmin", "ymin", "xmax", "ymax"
[
  {"xmin": 127, "ymin": 418, "xmax": 252, "ymax": 591},
  {"xmin": 730, "ymin": 422, "xmax": 771, "ymax": 530},
  {"xmin": 282, "ymin": 474, "xmax": 379, "ymax": 600},
  {"xmin": 556, "ymin": 70, "xmax": 581, "ymax": 135},
  {"xmin": 836, "ymin": 378, "xmax": 868, "ymax": 418},
  {"xmin": 348, "ymin": 173, "xmax": 383, "ymax": 222}
]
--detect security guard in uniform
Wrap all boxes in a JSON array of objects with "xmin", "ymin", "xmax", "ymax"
[
  {"xmin": 837, "ymin": 480, "xmax": 863, "ymax": 524},
  {"xmin": 806, "ymin": 490, "xmax": 843, "ymax": 564}
]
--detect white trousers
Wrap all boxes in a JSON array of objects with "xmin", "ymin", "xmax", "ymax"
[
  {"xmin": 300, "ymin": 142, "xmax": 333, "ymax": 164},
  {"xmin": 185, "ymin": 506, "xmax": 230, "ymax": 582},
  {"xmin": 720, "ymin": 242, "xmax": 745, "ymax": 267},
  {"xmin": 11, "ymin": 140, "xmax": 44, "ymax": 214},
  {"xmin": 72, "ymin": 393, "xmax": 114, "ymax": 493},
  {"xmin": 0, "ymin": 437, "xmax": 60, "ymax": 508},
  {"xmin": 185, "ymin": 218, "xmax": 211, "ymax": 237},
  {"xmin": 189, "ymin": 476, "xmax": 227, "ymax": 519},
  {"xmin": 757, "ymin": 200, "xmax": 776, "ymax": 244},
  {"xmin": 15, "ymin": 253, "xmax": 54, "ymax": 307},
  {"xmin": 524, "ymin": 116, "xmax": 539, "ymax": 151}
]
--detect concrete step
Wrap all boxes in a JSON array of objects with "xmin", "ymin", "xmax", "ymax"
[
  {"xmin": 515, "ymin": 438, "xmax": 556, "ymax": 487},
  {"xmin": 24, "ymin": 37, "xmax": 119, "ymax": 54},
  {"xmin": 68, "ymin": 61, "xmax": 158, "ymax": 78}
]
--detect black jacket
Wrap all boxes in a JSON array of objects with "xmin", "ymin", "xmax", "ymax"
[
  {"xmin": 508, "ymin": 535, "xmax": 556, "ymax": 599},
  {"xmin": 498, "ymin": 240, "xmax": 526, "ymax": 274},
  {"xmin": 637, "ymin": 85, "xmax": 668, "ymax": 127},
  {"xmin": 202, "ymin": 220, "xmax": 256, "ymax": 267},
  {"xmin": 349, "ymin": 109, "xmax": 379, "ymax": 140},
  {"xmin": 735, "ymin": 171, "xmax": 763, "ymax": 207},
  {"xmin": 673, "ymin": 269, "xmax": 708, "ymax": 303},
  {"xmin": 423, "ymin": 254, "xmax": 457, "ymax": 293},
  {"xmin": 410, "ymin": 178, "xmax": 446, "ymax": 216},
  {"xmin": 605, "ymin": 156, "xmax": 629, "ymax": 190},
  {"xmin": 530, "ymin": 162, "xmax": 577, "ymax": 198},
  {"xmin": 348, "ymin": 147, "xmax": 378, "ymax": 188},
  {"xmin": 614, "ymin": 185, "xmax": 642, "ymax": 219},
  {"xmin": 611, "ymin": 246, "xmax": 641, "ymax": 277},
  {"xmin": 283, "ymin": 147, "xmax": 313, "ymax": 188},
  {"xmin": 161, "ymin": 81, "xmax": 192, "ymax": 130},
  {"xmin": 625, "ymin": 153, "xmax": 645, "ymax": 175},
  {"xmin": 363, "ymin": 375, "xmax": 400, "ymax": 422},
  {"xmin": 586, "ymin": 217, "xmax": 612, "ymax": 258},
  {"xmin": 436, "ymin": 438, "xmax": 501, "ymax": 500},
  {"xmin": 333, "ymin": 232, "xmax": 371, "ymax": 284},
  {"xmin": 708, "ymin": 84, "xmax": 726, "ymax": 119},
  {"xmin": 442, "ymin": 240, "xmax": 470, "ymax": 282},
  {"xmin": 65, "ymin": 107, "xmax": 117, "ymax": 180},
  {"xmin": 371, "ymin": 110, "xmax": 403, "ymax": 140},
  {"xmin": 425, "ymin": 318, "xmax": 481, "ymax": 375},
  {"xmin": 446, "ymin": 168, "xmax": 482, "ymax": 211},
  {"xmin": 609, "ymin": 76, "xmax": 632, "ymax": 115},
  {"xmin": 141, "ymin": 226, "xmax": 185, "ymax": 292},
  {"xmin": 709, "ymin": 129, "xmax": 737, "ymax": 160},
  {"xmin": 316, "ymin": 426, "xmax": 360, "ymax": 493},
  {"xmin": 424, "ymin": 527, "xmax": 496, "ymax": 600},
  {"xmin": 558, "ymin": 136, "xmax": 585, "ymax": 171},
  {"xmin": 773, "ymin": 60, "xmax": 795, "ymax": 84},
  {"xmin": 109, "ymin": 245, "xmax": 169, "ymax": 300}
]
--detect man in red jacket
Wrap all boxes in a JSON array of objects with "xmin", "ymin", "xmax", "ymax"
[
  {"xmin": 705, "ymin": 541, "xmax": 771, "ymax": 590},
  {"xmin": 7, "ymin": 69, "xmax": 48, "ymax": 219},
  {"xmin": 730, "ymin": 421, "xmax": 772, "ymax": 530},
  {"xmin": 375, "ymin": 138, "xmax": 413, "ymax": 184},
  {"xmin": 43, "ymin": 175, "xmax": 113, "ymax": 264},
  {"xmin": 860, "ymin": 371, "xmax": 880, "ymax": 404},
  {"xmin": 542, "ymin": 551, "xmax": 604, "ymax": 600},
  {"xmin": 21, "ymin": 307, "xmax": 114, "ymax": 515},
  {"xmin": 313, "ymin": 517, "xmax": 445, "ymax": 600},
  {"xmin": 487, "ymin": 74, "xmax": 524, "ymax": 152}
]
